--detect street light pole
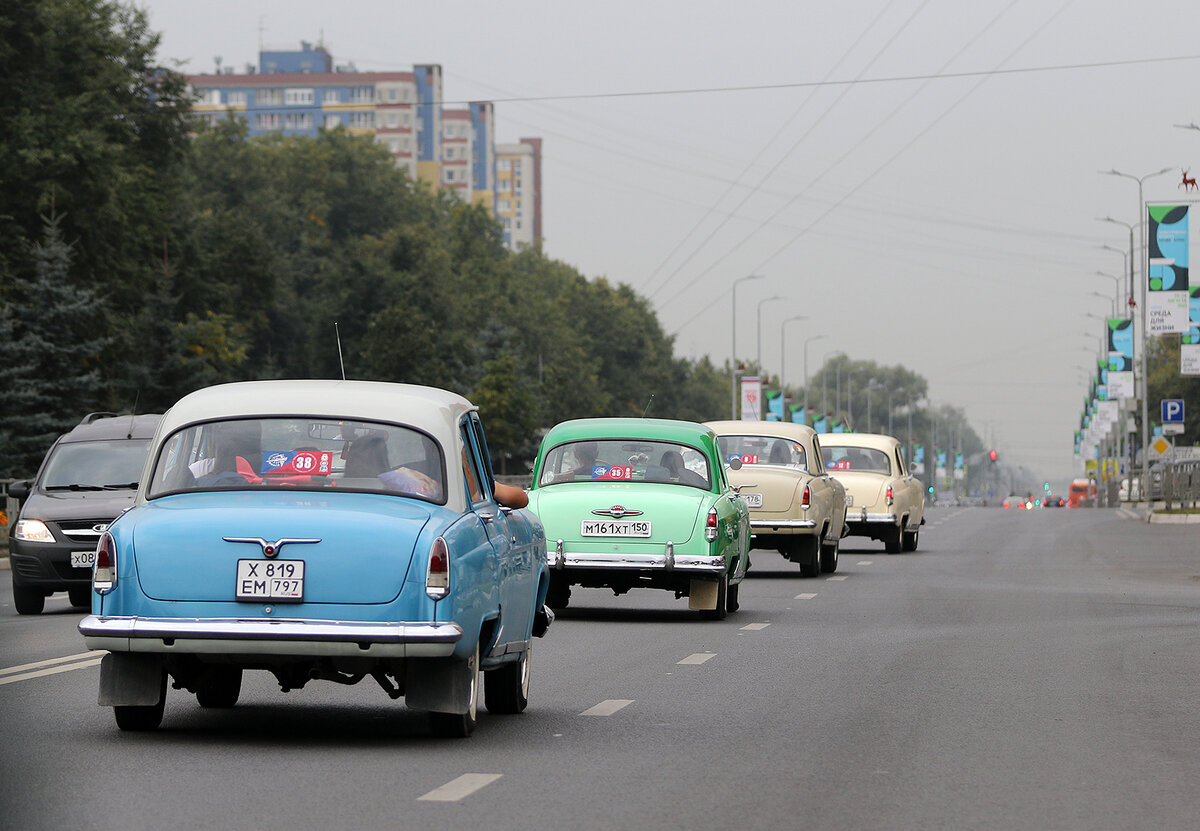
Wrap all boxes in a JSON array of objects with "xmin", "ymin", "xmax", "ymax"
[
  {"xmin": 802, "ymin": 334, "xmax": 826, "ymax": 423},
  {"xmin": 731, "ymin": 275, "xmax": 764, "ymax": 419},
  {"xmin": 1102, "ymin": 167, "xmax": 1173, "ymax": 495},
  {"xmin": 779, "ymin": 315, "xmax": 807, "ymax": 395},
  {"xmin": 755, "ymin": 294, "xmax": 783, "ymax": 377}
]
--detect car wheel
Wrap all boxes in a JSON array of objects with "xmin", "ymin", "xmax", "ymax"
[
  {"xmin": 545, "ymin": 577, "xmax": 571, "ymax": 610},
  {"xmin": 726, "ymin": 581, "xmax": 740, "ymax": 613},
  {"xmin": 798, "ymin": 533, "xmax": 822, "ymax": 577},
  {"xmin": 484, "ymin": 645, "xmax": 531, "ymax": 714},
  {"xmin": 196, "ymin": 666, "xmax": 243, "ymax": 708},
  {"xmin": 699, "ymin": 573, "xmax": 729, "ymax": 620},
  {"xmin": 68, "ymin": 586, "xmax": 91, "ymax": 609},
  {"xmin": 885, "ymin": 526, "xmax": 903, "ymax": 554},
  {"xmin": 902, "ymin": 527, "xmax": 919, "ymax": 552},
  {"xmin": 114, "ymin": 670, "xmax": 167, "ymax": 732},
  {"xmin": 12, "ymin": 576, "xmax": 45, "ymax": 615},
  {"xmin": 820, "ymin": 536, "xmax": 839, "ymax": 573},
  {"xmin": 429, "ymin": 646, "xmax": 479, "ymax": 738}
]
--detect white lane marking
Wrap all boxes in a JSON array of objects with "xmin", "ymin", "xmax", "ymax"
[
  {"xmin": 857, "ymin": 560, "xmax": 873, "ymax": 565},
  {"xmin": 826, "ymin": 575, "xmax": 848, "ymax": 581},
  {"xmin": 677, "ymin": 652, "xmax": 716, "ymax": 665},
  {"xmin": 740, "ymin": 623, "xmax": 770, "ymax": 631},
  {"xmin": 0, "ymin": 657, "xmax": 103, "ymax": 687},
  {"xmin": 0, "ymin": 651, "xmax": 96, "ymax": 678},
  {"xmin": 581, "ymin": 699, "xmax": 634, "ymax": 716},
  {"xmin": 794, "ymin": 592, "xmax": 818, "ymax": 600},
  {"xmin": 417, "ymin": 774, "xmax": 503, "ymax": 802}
]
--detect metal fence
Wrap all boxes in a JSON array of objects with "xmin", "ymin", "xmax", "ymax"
[{"xmin": 1158, "ymin": 460, "xmax": 1200, "ymax": 509}]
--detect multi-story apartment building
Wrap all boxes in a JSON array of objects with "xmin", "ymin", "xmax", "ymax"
[
  {"xmin": 188, "ymin": 42, "xmax": 536, "ymax": 248},
  {"xmin": 494, "ymin": 138, "xmax": 542, "ymax": 250}
]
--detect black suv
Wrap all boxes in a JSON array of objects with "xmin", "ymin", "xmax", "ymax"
[{"xmin": 8, "ymin": 412, "xmax": 161, "ymax": 615}]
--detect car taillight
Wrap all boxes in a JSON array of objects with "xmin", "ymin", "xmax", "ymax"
[
  {"xmin": 801, "ymin": 485, "xmax": 811, "ymax": 509},
  {"xmin": 885, "ymin": 486, "xmax": 894, "ymax": 506},
  {"xmin": 94, "ymin": 532, "xmax": 116, "ymax": 594},
  {"xmin": 426, "ymin": 536, "xmax": 449, "ymax": 599},
  {"xmin": 704, "ymin": 507, "xmax": 718, "ymax": 543}
]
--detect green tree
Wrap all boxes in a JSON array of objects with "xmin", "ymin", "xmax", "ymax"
[{"xmin": 472, "ymin": 353, "xmax": 541, "ymax": 474}]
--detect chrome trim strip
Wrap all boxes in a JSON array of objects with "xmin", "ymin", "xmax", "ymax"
[
  {"xmin": 847, "ymin": 513, "xmax": 898, "ymax": 524},
  {"xmin": 78, "ymin": 615, "xmax": 461, "ymax": 658},
  {"xmin": 559, "ymin": 552, "xmax": 725, "ymax": 572},
  {"xmin": 749, "ymin": 519, "xmax": 817, "ymax": 529}
]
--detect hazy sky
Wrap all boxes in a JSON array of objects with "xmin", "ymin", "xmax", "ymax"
[{"xmin": 136, "ymin": 0, "xmax": 1200, "ymax": 482}]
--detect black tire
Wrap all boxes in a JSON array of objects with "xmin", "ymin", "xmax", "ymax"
[
  {"xmin": 902, "ymin": 527, "xmax": 919, "ymax": 552},
  {"xmin": 545, "ymin": 577, "xmax": 571, "ymax": 610},
  {"xmin": 699, "ymin": 573, "xmax": 729, "ymax": 620},
  {"xmin": 820, "ymin": 536, "xmax": 839, "ymax": 573},
  {"xmin": 429, "ymin": 646, "xmax": 479, "ymax": 738},
  {"xmin": 884, "ymin": 526, "xmax": 903, "ymax": 554},
  {"xmin": 798, "ymin": 534, "xmax": 822, "ymax": 577},
  {"xmin": 12, "ymin": 577, "xmax": 45, "ymax": 615},
  {"xmin": 726, "ymin": 581, "xmax": 740, "ymax": 613},
  {"xmin": 114, "ymin": 670, "xmax": 167, "ymax": 732},
  {"xmin": 484, "ymin": 646, "xmax": 531, "ymax": 714},
  {"xmin": 196, "ymin": 666, "xmax": 243, "ymax": 708},
  {"xmin": 68, "ymin": 586, "xmax": 91, "ymax": 609}
]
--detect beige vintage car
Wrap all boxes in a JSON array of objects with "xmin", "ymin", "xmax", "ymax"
[
  {"xmin": 819, "ymin": 433, "xmax": 925, "ymax": 553},
  {"xmin": 705, "ymin": 421, "xmax": 847, "ymax": 577}
]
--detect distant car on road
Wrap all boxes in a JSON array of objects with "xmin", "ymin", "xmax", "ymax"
[
  {"xmin": 78, "ymin": 380, "xmax": 551, "ymax": 736},
  {"xmin": 820, "ymin": 433, "xmax": 925, "ymax": 553},
  {"xmin": 8, "ymin": 412, "xmax": 161, "ymax": 615},
  {"xmin": 1043, "ymin": 494, "xmax": 1065, "ymax": 508}
]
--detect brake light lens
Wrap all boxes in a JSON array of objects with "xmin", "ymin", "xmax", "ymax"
[
  {"xmin": 704, "ymin": 507, "xmax": 718, "ymax": 543},
  {"xmin": 94, "ymin": 532, "xmax": 116, "ymax": 594},
  {"xmin": 885, "ymin": 486, "xmax": 894, "ymax": 506},
  {"xmin": 801, "ymin": 485, "xmax": 811, "ymax": 509},
  {"xmin": 426, "ymin": 536, "xmax": 449, "ymax": 599}
]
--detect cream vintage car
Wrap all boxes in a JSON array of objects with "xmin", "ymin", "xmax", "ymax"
[
  {"xmin": 819, "ymin": 433, "xmax": 925, "ymax": 554},
  {"xmin": 705, "ymin": 421, "xmax": 847, "ymax": 577}
]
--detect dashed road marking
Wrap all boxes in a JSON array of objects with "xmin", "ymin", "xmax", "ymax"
[
  {"xmin": 795, "ymin": 592, "xmax": 818, "ymax": 600},
  {"xmin": 740, "ymin": 623, "xmax": 770, "ymax": 631},
  {"xmin": 581, "ymin": 699, "xmax": 634, "ymax": 716},
  {"xmin": 826, "ymin": 575, "xmax": 848, "ymax": 581},
  {"xmin": 857, "ymin": 560, "xmax": 873, "ymax": 565},
  {"xmin": 677, "ymin": 652, "xmax": 716, "ymax": 665},
  {"xmin": 418, "ymin": 774, "xmax": 503, "ymax": 802},
  {"xmin": 0, "ymin": 653, "xmax": 103, "ymax": 687}
]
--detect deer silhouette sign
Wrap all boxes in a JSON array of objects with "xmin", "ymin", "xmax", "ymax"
[{"xmin": 1181, "ymin": 168, "xmax": 1198, "ymax": 192}]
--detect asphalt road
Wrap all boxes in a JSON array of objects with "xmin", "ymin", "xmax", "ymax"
[{"xmin": 3, "ymin": 506, "xmax": 1200, "ymax": 831}]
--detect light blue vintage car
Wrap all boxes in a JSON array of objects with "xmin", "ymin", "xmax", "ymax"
[{"xmin": 78, "ymin": 380, "xmax": 552, "ymax": 737}]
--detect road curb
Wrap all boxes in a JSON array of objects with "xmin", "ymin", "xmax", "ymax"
[{"xmin": 1148, "ymin": 513, "xmax": 1200, "ymax": 524}]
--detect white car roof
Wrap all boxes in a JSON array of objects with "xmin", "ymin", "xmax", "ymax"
[
  {"xmin": 704, "ymin": 420, "xmax": 818, "ymax": 440},
  {"xmin": 817, "ymin": 432, "xmax": 902, "ymax": 451}
]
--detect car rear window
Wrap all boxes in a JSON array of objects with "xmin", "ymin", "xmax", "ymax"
[
  {"xmin": 537, "ymin": 439, "xmax": 711, "ymax": 489},
  {"xmin": 147, "ymin": 417, "xmax": 446, "ymax": 503},
  {"xmin": 40, "ymin": 440, "xmax": 151, "ymax": 490},
  {"xmin": 821, "ymin": 447, "xmax": 893, "ymax": 474},
  {"xmin": 717, "ymin": 435, "xmax": 808, "ymax": 470}
]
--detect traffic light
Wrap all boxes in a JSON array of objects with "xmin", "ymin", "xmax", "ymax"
[{"xmin": 988, "ymin": 449, "xmax": 998, "ymax": 462}]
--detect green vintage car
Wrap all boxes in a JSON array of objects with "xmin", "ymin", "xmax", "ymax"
[{"xmin": 527, "ymin": 418, "xmax": 751, "ymax": 620}]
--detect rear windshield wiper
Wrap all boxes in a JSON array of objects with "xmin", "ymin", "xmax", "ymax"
[
  {"xmin": 101, "ymin": 482, "xmax": 139, "ymax": 490},
  {"xmin": 43, "ymin": 484, "xmax": 105, "ymax": 491}
]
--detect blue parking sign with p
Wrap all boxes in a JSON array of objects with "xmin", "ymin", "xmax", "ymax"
[{"xmin": 1162, "ymin": 399, "xmax": 1185, "ymax": 423}]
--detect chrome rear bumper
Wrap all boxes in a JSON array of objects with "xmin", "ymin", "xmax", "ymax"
[
  {"xmin": 78, "ymin": 615, "xmax": 462, "ymax": 658},
  {"xmin": 550, "ymin": 547, "xmax": 725, "ymax": 574}
]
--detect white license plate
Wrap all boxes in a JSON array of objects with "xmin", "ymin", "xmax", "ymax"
[
  {"xmin": 742, "ymin": 493, "xmax": 763, "ymax": 507},
  {"xmin": 581, "ymin": 519, "xmax": 652, "ymax": 537},
  {"xmin": 236, "ymin": 559, "xmax": 305, "ymax": 602},
  {"xmin": 845, "ymin": 494, "xmax": 854, "ymax": 506},
  {"xmin": 70, "ymin": 550, "xmax": 96, "ymax": 569}
]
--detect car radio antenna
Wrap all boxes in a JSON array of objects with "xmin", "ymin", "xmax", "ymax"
[
  {"xmin": 334, "ymin": 322, "xmax": 346, "ymax": 380},
  {"xmin": 126, "ymin": 390, "xmax": 140, "ymax": 438},
  {"xmin": 641, "ymin": 393, "xmax": 655, "ymax": 418}
]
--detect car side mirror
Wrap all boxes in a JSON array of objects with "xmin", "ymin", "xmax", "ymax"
[
  {"xmin": 726, "ymin": 457, "xmax": 742, "ymax": 471},
  {"xmin": 7, "ymin": 480, "xmax": 30, "ymax": 501}
]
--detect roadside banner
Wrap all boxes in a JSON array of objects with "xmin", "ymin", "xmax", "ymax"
[
  {"xmin": 1107, "ymin": 318, "xmax": 1135, "ymax": 398},
  {"xmin": 1147, "ymin": 204, "xmax": 1191, "ymax": 335},
  {"xmin": 788, "ymin": 403, "xmax": 806, "ymax": 424},
  {"xmin": 813, "ymin": 413, "xmax": 827, "ymax": 433},
  {"xmin": 765, "ymin": 389, "xmax": 783, "ymax": 421},
  {"xmin": 1183, "ymin": 286, "xmax": 1200, "ymax": 375},
  {"xmin": 912, "ymin": 444, "xmax": 925, "ymax": 475},
  {"xmin": 740, "ymin": 376, "xmax": 761, "ymax": 420}
]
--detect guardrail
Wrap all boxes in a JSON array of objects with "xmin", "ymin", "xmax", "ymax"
[{"xmin": 1160, "ymin": 460, "xmax": 1200, "ymax": 509}]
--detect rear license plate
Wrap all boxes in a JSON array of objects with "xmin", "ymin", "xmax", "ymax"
[
  {"xmin": 742, "ymin": 493, "xmax": 763, "ymax": 507},
  {"xmin": 845, "ymin": 494, "xmax": 854, "ymax": 506},
  {"xmin": 236, "ymin": 559, "xmax": 305, "ymax": 602},
  {"xmin": 70, "ymin": 550, "xmax": 95, "ymax": 569},
  {"xmin": 581, "ymin": 520, "xmax": 652, "ymax": 537}
]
